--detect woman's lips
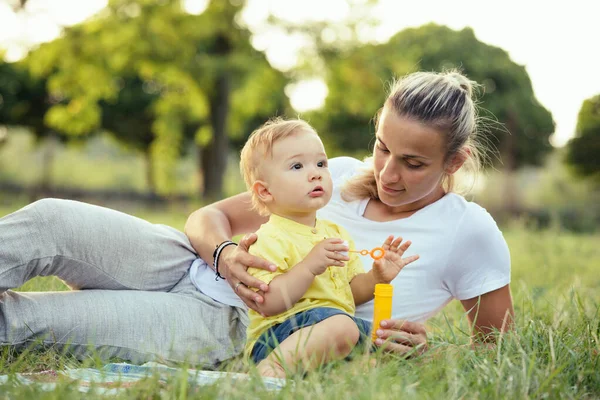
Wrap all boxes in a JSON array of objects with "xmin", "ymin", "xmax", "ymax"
[{"xmin": 381, "ymin": 185, "xmax": 404, "ymax": 194}]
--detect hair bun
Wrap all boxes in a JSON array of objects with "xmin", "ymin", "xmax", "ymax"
[{"xmin": 445, "ymin": 70, "xmax": 474, "ymax": 97}]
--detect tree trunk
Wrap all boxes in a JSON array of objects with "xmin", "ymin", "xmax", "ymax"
[
  {"xmin": 144, "ymin": 147, "xmax": 156, "ymax": 197},
  {"xmin": 30, "ymin": 131, "xmax": 56, "ymax": 201},
  {"xmin": 200, "ymin": 33, "xmax": 232, "ymax": 201},
  {"xmin": 39, "ymin": 132, "xmax": 56, "ymax": 195},
  {"xmin": 201, "ymin": 73, "xmax": 230, "ymax": 201},
  {"xmin": 0, "ymin": 126, "xmax": 7, "ymax": 149}
]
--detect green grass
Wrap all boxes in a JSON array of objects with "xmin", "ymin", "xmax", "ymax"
[{"xmin": 1, "ymin": 200, "xmax": 599, "ymax": 398}]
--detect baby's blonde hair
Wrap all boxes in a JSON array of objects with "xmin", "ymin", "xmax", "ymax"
[{"xmin": 240, "ymin": 117, "xmax": 318, "ymax": 215}]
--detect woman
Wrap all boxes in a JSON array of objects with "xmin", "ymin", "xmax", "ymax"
[
  {"xmin": 0, "ymin": 70, "xmax": 512, "ymax": 366},
  {"xmin": 185, "ymin": 70, "xmax": 514, "ymax": 354}
]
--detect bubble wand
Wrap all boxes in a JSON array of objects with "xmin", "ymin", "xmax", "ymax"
[
  {"xmin": 340, "ymin": 241, "xmax": 390, "ymax": 340},
  {"xmin": 349, "ymin": 246, "xmax": 385, "ymax": 260},
  {"xmin": 349, "ymin": 246, "xmax": 391, "ymax": 340}
]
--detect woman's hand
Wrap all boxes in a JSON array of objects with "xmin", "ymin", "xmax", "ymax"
[
  {"xmin": 373, "ymin": 319, "xmax": 428, "ymax": 356},
  {"xmin": 219, "ymin": 233, "xmax": 276, "ymax": 310}
]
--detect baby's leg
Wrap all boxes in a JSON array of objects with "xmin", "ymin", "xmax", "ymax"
[{"xmin": 257, "ymin": 315, "xmax": 360, "ymax": 378}]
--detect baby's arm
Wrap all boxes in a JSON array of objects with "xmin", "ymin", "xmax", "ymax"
[
  {"xmin": 254, "ymin": 238, "xmax": 349, "ymax": 317},
  {"xmin": 253, "ymin": 262, "xmax": 316, "ymax": 317},
  {"xmin": 350, "ymin": 235, "xmax": 419, "ymax": 305},
  {"xmin": 349, "ymin": 271, "xmax": 379, "ymax": 306}
]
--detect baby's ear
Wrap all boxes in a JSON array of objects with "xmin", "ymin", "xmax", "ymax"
[{"xmin": 252, "ymin": 180, "xmax": 272, "ymax": 203}]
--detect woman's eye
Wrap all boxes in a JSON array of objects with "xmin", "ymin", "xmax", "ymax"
[
  {"xmin": 291, "ymin": 163, "xmax": 303, "ymax": 170},
  {"xmin": 406, "ymin": 163, "xmax": 423, "ymax": 169},
  {"xmin": 376, "ymin": 145, "xmax": 389, "ymax": 153}
]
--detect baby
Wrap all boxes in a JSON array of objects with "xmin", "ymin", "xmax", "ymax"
[{"xmin": 239, "ymin": 117, "xmax": 419, "ymax": 377}]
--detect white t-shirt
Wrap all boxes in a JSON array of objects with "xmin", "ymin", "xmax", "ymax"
[{"xmin": 191, "ymin": 156, "xmax": 511, "ymax": 323}]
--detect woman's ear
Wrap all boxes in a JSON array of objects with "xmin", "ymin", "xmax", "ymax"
[
  {"xmin": 445, "ymin": 148, "xmax": 469, "ymax": 175},
  {"xmin": 252, "ymin": 180, "xmax": 272, "ymax": 203}
]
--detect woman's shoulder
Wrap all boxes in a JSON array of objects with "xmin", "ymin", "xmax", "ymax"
[
  {"xmin": 329, "ymin": 157, "xmax": 365, "ymax": 182},
  {"xmin": 442, "ymin": 195, "xmax": 510, "ymax": 300},
  {"xmin": 440, "ymin": 194, "xmax": 504, "ymax": 241},
  {"xmin": 424, "ymin": 194, "xmax": 503, "ymax": 245},
  {"xmin": 438, "ymin": 194, "xmax": 496, "ymax": 222}
]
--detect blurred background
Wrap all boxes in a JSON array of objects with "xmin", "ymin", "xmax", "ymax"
[{"xmin": 0, "ymin": 0, "xmax": 598, "ymax": 232}]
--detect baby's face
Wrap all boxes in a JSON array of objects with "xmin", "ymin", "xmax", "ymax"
[{"xmin": 260, "ymin": 130, "xmax": 333, "ymax": 218}]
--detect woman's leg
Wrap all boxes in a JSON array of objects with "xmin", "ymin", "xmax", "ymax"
[
  {"xmin": 0, "ymin": 273, "xmax": 248, "ymax": 366},
  {"xmin": 257, "ymin": 315, "xmax": 360, "ymax": 378},
  {"xmin": 0, "ymin": 198, "xmax": 197, "ymax": 292}
]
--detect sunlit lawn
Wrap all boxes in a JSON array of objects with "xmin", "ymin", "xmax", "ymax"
[{"xmin": 1, "ymin": 198, "xmax": 599, "ymax": 398}]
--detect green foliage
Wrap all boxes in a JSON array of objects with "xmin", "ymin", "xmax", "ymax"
[
  {"xmin": 566, "ymin": 94, "xmax": 600, "ymax": 183},
  {"xmin": 311, "ymin": 24, "xmax": 555, "ymax": 170},
  {"xmin": 20, "ymin": 0, "xmax": 291, "ymax": 197},
  {"xmin": 0, "ymin": 61, "xmax": 32, "ymax": 125},
  {"xmin": 0, "ymin": 59, "xmax": 63, "ymax": 140}
]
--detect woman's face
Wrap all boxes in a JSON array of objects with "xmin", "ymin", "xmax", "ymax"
[{"xmin": 373, "ymin": 106, "xmax": 457, "ymax": 212}]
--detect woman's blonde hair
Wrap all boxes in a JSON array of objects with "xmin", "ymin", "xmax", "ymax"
[
  {"xmin": 240, "ymin": 117, "xmax": 318, "ymax": 215},
  {"xmin": 342, "ymin": 69, "xmax": 487, "ymax": 202}
]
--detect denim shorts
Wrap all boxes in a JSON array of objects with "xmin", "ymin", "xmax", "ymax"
[{"xmin": 250, "ymin": 307, "xmax": 372, "ymax": 363}]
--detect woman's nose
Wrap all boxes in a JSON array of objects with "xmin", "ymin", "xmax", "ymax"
[{"xmin": 382, "ymin": 160, "xmax": 400, "ymax": 183}]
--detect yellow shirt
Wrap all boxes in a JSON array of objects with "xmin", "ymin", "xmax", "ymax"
[{"xmin": 245, "ymin": 214, "xmax": 365, "ymax": 357}]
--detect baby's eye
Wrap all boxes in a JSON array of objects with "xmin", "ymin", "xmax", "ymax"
[
  {"xmin": 317, "ymin": 160, "xmax": 328, "ymax": 168},
  {"xmin": 291, "ymin": 163, "xmax": 303, "ymax": 170}
]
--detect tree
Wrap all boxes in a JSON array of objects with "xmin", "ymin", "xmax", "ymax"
[
  {"xmin": 305, "ymin": 24, "xmax": 555, "ymax": 215},
  {"xmin": 0, "ymin": 58, "xmax": 73, "ymax": 194},
  {"xmin": 24, "ymin": 0, "xmax": 291, "ymax": 199},
  {"xmin": 0, "ymin": 59, "xmax": 50, "ymax": 139},
  {"xmin": 566, "ymin": 95, "xmax": 600, "ymax": 183},
  {"xmin": 312, "ymin": 24, "xmax": 555, "ymax": 171},
  {"xmin": 100, "ymin": 76, "xmax": 161, "ymax": 194}
]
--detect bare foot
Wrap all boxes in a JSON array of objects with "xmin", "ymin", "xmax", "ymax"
[
  {"xmin": 369, "ymin": 357, "xmax": 378, "ymax": 368},
  {"xmin": 257, "ymin": 359, "xmax": 287, "ymax": 378}
]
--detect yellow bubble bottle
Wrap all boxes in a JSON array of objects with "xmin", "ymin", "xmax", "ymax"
[{"xmin": 371, "ymin": 283, "xmax": 393, "ymax": 342}]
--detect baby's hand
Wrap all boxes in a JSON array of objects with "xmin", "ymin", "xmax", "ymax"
[
  {"xmin": 303, "ymin": 238, "xmax": 349, "ymax": 276},
  {"xmin": 372, "ymin": 235, "xmax": 419, "ymax": 283}
]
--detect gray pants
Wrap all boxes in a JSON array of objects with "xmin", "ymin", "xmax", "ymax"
[{"xmin": 0, "ymin": 198, "xmax": 247, "ymax": 367}]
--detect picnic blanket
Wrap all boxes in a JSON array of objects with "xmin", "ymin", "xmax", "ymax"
[{"xmin": 0, "ymin": 362, "xmax": 287, "ymax": 395}]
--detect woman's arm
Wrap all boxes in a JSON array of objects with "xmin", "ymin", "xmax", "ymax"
[
  {"xmin": 373, "ymin": 284, "xmax": 513, "ymax": 355},
  {"xmin": 460, "ymin": 284, "xmax": 514, "ymax": 343},
  {"xmin": 184, "ymin": 192, "xmax": 274, "ymax": 308},
  {"xmin": 185, "ymin": 192, "xmax": 265, "ymax": 261},
  {"xmin": 451, "ymin": 205, "xmax": 513, "ymax": 344}
]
